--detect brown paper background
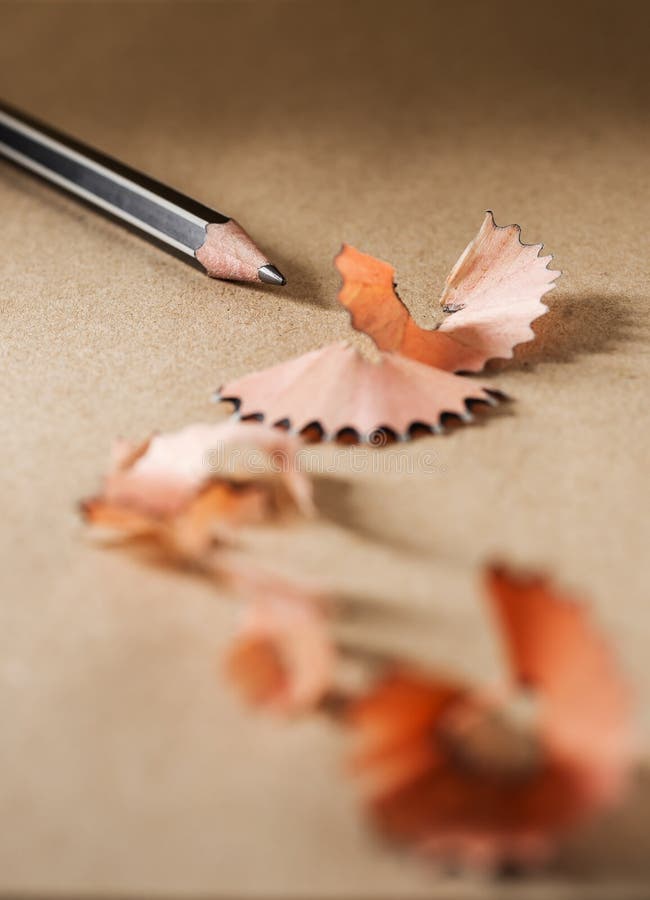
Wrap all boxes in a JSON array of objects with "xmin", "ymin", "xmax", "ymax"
[{"xmin": 1, "ymin": 1, "xmax": 649, "ymax": 896}]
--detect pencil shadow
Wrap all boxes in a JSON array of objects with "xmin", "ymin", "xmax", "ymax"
[
  {"xmin": 493, "ymin": 292, "xmax": 637, "ymax": 372},
  {"xmin": 0, "ymin": 160, "xmax": 91, "ymax": 226},
  {"xmin": 0, "ymin": 163, "xmax": 328, "ymax": 306},
  {"xmin": 548, "ymin": 767, "xmax": 650, "ymax": 883},
  {"xmin": 261, "ymin": 242, "xmax": 331, "ymax": 308}
]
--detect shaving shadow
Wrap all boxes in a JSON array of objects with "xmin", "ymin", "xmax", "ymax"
[
  {"xmin": 549, "ymin": 767, "xmax": 650, "ymax": 883},
  {"xmin": 336, "ymin": 592, "xmax": 426, "ymax": 628},
  {"xmin": 500, "ymin": 292, "xmax": 637, "ymax": 371},
  {"xmin": 312, "ymin": 475, "xmax": 418, "ymax": 556},
  {"xmin": 310, "ymin": 403, "xmax": 512, "ymax": 551},
  {"xmin": 82, "ymin": 533, "xmax": 216, "ymax": 585}
]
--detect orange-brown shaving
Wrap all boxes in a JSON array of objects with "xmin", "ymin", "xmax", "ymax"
[
  {"xmin": 345, "ymin": 565, "xmax": 632, "ymax": 868},
  {"xmin": 336, "ymin": 212, "xmax": 560, "ymax": 373}
]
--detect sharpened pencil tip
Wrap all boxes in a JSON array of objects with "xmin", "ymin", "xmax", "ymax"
[{"xmin": 258, "ymin": 264, "xmax": 286, "ymax": 286}]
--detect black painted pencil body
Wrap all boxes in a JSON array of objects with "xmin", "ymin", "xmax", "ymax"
[{"xmin": 0, "ymin": 100, "xmax": 285, "ymax": 285}]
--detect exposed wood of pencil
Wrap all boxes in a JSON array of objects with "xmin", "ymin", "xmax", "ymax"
[{"xmin": 0, "ymin": 100, "xmax": 285, "ymax": 285}]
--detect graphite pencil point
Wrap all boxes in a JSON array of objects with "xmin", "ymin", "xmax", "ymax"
[{"xmin": 258, "ymin": 264, "xmax": 286, "ymax": 286}]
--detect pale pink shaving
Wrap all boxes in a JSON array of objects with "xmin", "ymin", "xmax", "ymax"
[
  {"xmin": 221, "ymin": 558, "xmax": 335, "ymax": 714},
  {"xmin": 104, "ymin": 420, "xmax": 313, "ymax": 517},
  {"xmin": 437, "ymin": 212, "xmax": 561, "ymax": 371},
  {"xmin": 218, "ymin": 342, "xmax": 499, "ymax": 440}
]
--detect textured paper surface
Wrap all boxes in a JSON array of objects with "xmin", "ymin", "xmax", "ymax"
[{"xmin": 1, "ymin": 1, "xmax": 649, "ymax": 897}]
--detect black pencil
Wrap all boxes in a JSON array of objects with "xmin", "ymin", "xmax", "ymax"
[{"xmin": 0, "ymin": 100, "xmax": 286, "ymax": 286}]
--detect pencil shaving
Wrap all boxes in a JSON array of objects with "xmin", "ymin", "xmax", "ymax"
[
  {"xmin": 81, "ymin": 421, "xmax": 313, "ymax": 560},
  {"xmin": 337, "ymin": 212, "xmax": 559, "ymax": 372},
  {"xmin": 221, "ymin": 559, "xmax": 334, "ymax": 715},
  {"xmin": 218, "ymin": 341, "xmax": 501, "ymax": 442},
  {"xmin": 216, "ymin": 213, "xmax": 555, "ymax": 441},
  {"xmin": 345, "ymin": 565, "xmax": 632, "ymax": 869}
]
